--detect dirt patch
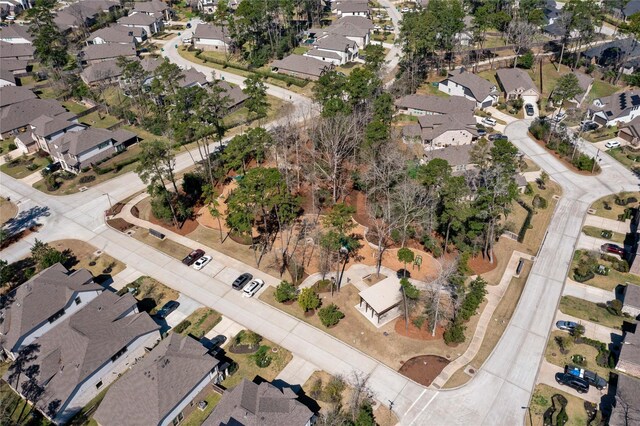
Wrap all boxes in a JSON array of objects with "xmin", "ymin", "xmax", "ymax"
[
  {"xmin": 468, "ymin": 253, "xmax": 499, "ymax": 275},
  {"xmin": 49, "ymin": 239, "xmax": 126, "ymax": 281},
  {"xmin": 105, "ymin": 202, "xmax": 125, "ymax": 217},
  {"xmin": 394, "ymin": 317, "xmax": 445, "ymax": 341},
  {"xmin": 0, "ymin": 225, "xmax": 41, "ymax": 250},
  {"xmin": 399, "ymin": 355, "xmax": 450, "ymax": 386},
  {"xmin": 363, "ymin": 273, "xmax": 386, "ymax": 286},
  {"xmin": 228, "ymin": 344, "xmax": 258, "ymax": 354},
  {"xmin": 107, "ymin": 218, "xmax": 134, "ymax": 232}
]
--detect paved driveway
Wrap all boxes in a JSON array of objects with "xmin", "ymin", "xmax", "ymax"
[{"xmin": 536, "ymin": 360, "xmax": 604, "ymax": 404}]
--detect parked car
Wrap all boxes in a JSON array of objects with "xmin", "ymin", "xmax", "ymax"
[
  {"xmin": 556, "ymin": 320, "xmax": 582, "ymax": 332},
  {"xmin": 42, "ymin": 162, "xmax": 61, "ymax": 175},
  {"xmin": 156, "ymin": 300, "xmax": 179, "ymax": 319},
  {"xmin": 553, "ymin": 111, "xmax": 566, "ymax": 122},
  {"xmin": 373, "ymin": 24, "xmax": 381, "ymax": 30},
  {"xmin": 525, "ymin": 104, "xmax": 535, "ymax": 116},
  {"xmin": 384, "ymin": 25, "xmax": 394, "ymax": 31},
  {"xmin": 209, "ymin": 334, "xmax": 227, "ymax": 347},
  {"xmin": 243, "ymin": 279, "xmax": 265, "ymax": 297},
  {"xmin": 396, "ymin": 268, "xmax": 411, "ymax": 279},
  {"xmin": 232, "ymin": 273, "xmax": 253, "ymax": 290},
  {"xmin": 182, "ymin": 249, "xmax": 205, "ymax": 266},
  {"xmin": 488, "ymin": 133, "xmax": 507, "ymax": 141},
  {"xmin": 477, "ymin": 128, "xmax": 487, "ymax": 137},
  {"xmin": 565, "ymin": 365, "xmax": 607, "ymax": 390},
  {"xmin": 482, "ymin": 117, "xmax": 497, "ymax": 127},
  {"xmin": 193, "ymin": 255, "xmax": 212, "ymax": 270},
  {"xmin": 401, "ymin": 7, "xmax": 410, "ymax": 12},
  {"xmin": 580, "ymin": 121, "xmax": 598, "ymax": 132},
  {"xmin": 605, "ymin": 140, "xmax": 621, "ymax": 149},
  {"xmin": 186, "ymin": 22, "xmax": 192, "ymax": 28},
  {"xmin": 555, "ymin": 372, "xmax": 590, "ymax": 393},
  {"xmin": 601, "ymin": 243, "xmax": 624, "ymax": 256}
]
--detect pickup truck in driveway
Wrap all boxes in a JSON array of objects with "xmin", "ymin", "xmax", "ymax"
[{"xmin": 565, "ymin": 365, "xmax": 607, "ymax": 390}]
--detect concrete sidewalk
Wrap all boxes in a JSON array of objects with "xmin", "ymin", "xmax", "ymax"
[
  {"xmin": 584, "ymin": 215, "xmax": 631, "ymax": 235},
  {"xmin": 562, "ymin": 279, "xmax": 614, "ymax": 305},
  {"xmin": 275, "ymin": 355, "xmax": 318, "ymax": 388}
]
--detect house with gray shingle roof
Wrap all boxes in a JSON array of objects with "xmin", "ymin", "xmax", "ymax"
[
  {"xmin": 271, "ymin": 54, "xmax": 333, "ymax": 81},
  {"xmin": 133, "ymin": 0, "xmax": 172, "ymax": 21},
  {"xmin": 590, "ymin": 90, "xmax": 640, "ymax": 126},
  {"xmin": 203, "ymin": 379, "xmax": 315, "ymax": 426},
  {"xmin": 27, "ymin": 113, "xmax": 85, "ymax": 152},
  {"xmin": 0, "ymin": 263, "xmax": 103, "ymax": 360},
  {"xmin": 0, "ymin": 40, "xmax": 34, "ymax": 60},
  {"xmin": 80, "ymin": 42, "xmax": 137, "ymax": 64},
  {"xmin": 0, "ymin": 24, "xmax": 32, "ymax": 44},
  {"xmin": 438, "ymin": 68, "xmax": 498, "ymax": 109},
  {"xmin": 88, "ymin": 25, "xmax": 141, "ymax": 45},
  {"xmin": 193, "ymin": 23, "xmax": 231, "ymax": 51},
  {"xmin": 403, "ymin": 111, "xmax": 479, "ymax": 150},
  {"xmin": 609, "ymin": 373, "xmax": 640, "ymax": 425},
  {"xmin": 616, "ymin": 327, "xmax": 640, "ymax": 381},
  {"xmin": 0, "ymin": 85, "xmax": 36, "ymax": 108},
  {"xmin": 395, "ymin": 94, "xmax": 476, "ymax": 116},
  {"xmin": 496, "ymin": 68, "xmax": 540, "ymax": 102},
  {"xmin": 118, "ymin": 11, "xmax": 163, "ymax": 35},
  {"xmin": 81, "ymin": 58, "xmax": 126, "ymax": 86},
  {"xmin": 93, "ymin": 333, "xmax": 229, "ymax": 426},
  {"xmin": 622, "ymin": 284, "xmax": 640, "ymax": 319},
  {"xmin": 325, "ymin": 16, "xmax": 373, "ymax": 47},
  {"xmin": 4, "ymin": 290, "xmax": 160, "ymax": 424},
  {"xmin": 0, "ymin": 98, "xmax": 68, "ymax": 140},
  {"xmin": 304, "ymin": 34, "xmax": 359, "ymax": 65},
  {"xmin": 332, "ymin": 0, "xmax": 370, "ymax": 17}
]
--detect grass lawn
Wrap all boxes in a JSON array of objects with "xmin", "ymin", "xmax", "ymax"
[
  {"xmin": 62, "ymin": 100, "xmax": 89, "ymax": 115},
  {"xmin": 292, "ymin": 45, "xmax": 310, "ymax": 54},
  {"xmin": 582, "ymin": 226, "xmax": 626, "ymax": 244},
  {"xmin": 588, "ymin": 80, "xmax": 620, "ymax": 102},
  {"xmin": 394, "ymin": 113, "xmax": 419, "ymax": 123},
  {"xmin": 49, "ymin": 239, "xmax": 125, "ymax": 279},
  {"xmin": 181, "ymin": 392, "xmax": 221, "ymax": 426},
  {"xmin": 0, "ymin": 197, "xmax": 18, "ymax": 225},
  {"xmin": 545, "ymin": 331, "xmax": 612, "ymax": 378},
  {"xmin": 416, "ymin": 81, "xmax": 450, "ymax": 97},
  {"xmin": 583, "ymin": 125, "xmax": 618, "ymax": 142},
  {"xmin": 0, "ymin": 155, "xmax": 50, "ymax": 179},
  {"xmin": 0, "ymin": 378, "xmax": 52, "ymax": 426},
  {"xmin": 522, "ymin": 158, "xmax": 541, "ymax": 172},
  {"xmin": 35, "ymin": 85, "xmax": 59, "ymax": 99},
  {"xmin": 527, "ymin": 384, "xmax": 590, "ymax": 426},
  {"xmin": 222, "ymin": 336, "xmax": 292, "ymax": 390},
  {"xmin": 223, "ymin": 95, "xmax": 291, "ymax": 129},
  {"xmin": 559, "ymin": 296, "xmax": 627, "ymax": 329},
  {"xmin": 132, "ymin": 227, "xmax": 193, "ymax": 261},
  {"xmin": 0, "ymin": 136, "xmax": 16, "ymax": 154},
  {"xmin": 570, "ymin": 250, "xmax": 640, "ymax": 291},
  {"xmin": 606, "ymin": 146, "xmax": 640, "ymax": 171},
  {"xmin": 119, "ymin": 276, "xmax": 179, "ymax": 315},
  {"xmin": 176, "ymin": 307, "xmax": 222, "ymax": 338},
  {"xmin": 79, "ymin": 111, "xmax": 121, "ymax": 129},
  {"xmin": 590, "ymin": 192, "xmax": 639, "ymax": 220},
  {"xmin": 477, "ymin": 70, "xmax": 500, "ymax": 89},
  {"xmin": 526, "ymin": 62, "xmax": 572, "ymax": 98}
]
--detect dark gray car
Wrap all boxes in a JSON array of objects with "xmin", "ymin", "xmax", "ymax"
[{"xmin": 232, "ymin": 273, "xmax": 253, "ymax": 290}]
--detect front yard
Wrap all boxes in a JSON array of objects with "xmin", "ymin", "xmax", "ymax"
[
  {"xmin": 175, "ymin": 307, "xmax": 222, "ymax": 338},
  {"xmin": 590, "ymin": 193, "xmax": 638, "ymax": 221},
  {"xmin": 570, "ymin": 249, "xmax": 640, "ymax": 291},
  {"xmin": 0, "ymin": 154, "xmax": 50, "ymax": 179},
  {"xmin": 545, "ymin": 331, "xmax": 612, "ymax": 378},
  {"xmin": 559, "ymin": 296, "xmax": 629, "ymax": 330},
  {"xmin": 528, "ymin": 384, "xmax": 591, "ymax": 426},
  {"xmin": 582, "ymin": 226, "xmax": 626, "ymax": 244},
  {"xmin": 49, "ymin": 239, "xmax": 125, "ymax": 281},
  {"xmin": 117, "ymin": 276, "xmax": 179, "ymax": 315}
]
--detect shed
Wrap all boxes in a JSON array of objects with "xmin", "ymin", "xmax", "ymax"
[{"xmin": 358, "ymin": 276, "xmax": 402, "ymax": 324}]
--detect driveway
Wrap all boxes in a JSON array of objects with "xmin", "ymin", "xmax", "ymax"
[
  {"xmin": 583, "ymin": 215, "xmax": 631, "ymax": 235},
  {"xmin": 562, "ymin": 279, "xmax": 615, "ymax": 305},
  {"xmin": 275, "ymin": 355, "xmax": 319, "ymax": 389},
  {"xmin": 554, "ymin": 311, "xmax": 622, "ymax": 343},
  {"xmin": 162, "ymin": 293, "xmax": 203, "ymax": 330},
  {"xmin": 536, "ymin": 360, "xmax": 604, "ymax": 404}
]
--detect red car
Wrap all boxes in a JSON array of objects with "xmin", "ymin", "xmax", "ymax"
[
  {"xmin": 182, "ymin": 249, "xmax": 205, "ymax": 265},
  {"xmin": 601, "ymin": 243, "xmax": 624, "ymax": 256}
]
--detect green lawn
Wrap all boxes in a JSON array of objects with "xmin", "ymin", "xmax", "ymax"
[
  {"xmin": 590, "ymin": 193, "xmax": 639, "ymax": 220},
  {"xmin": 0, "ymin": 155, "xmax": 49, "ymax": 179},
  {"xmin": 545, "ymin": 331, "xmax": 613, "ymax": 378},
  {"xmin": 175, "ymin": 308, "xmax": 222, "ymax": 338},
  {"xmin": 528, "ymin": 384, "xmax": 590, "ymax": 426},
  {"xmin": 588, "ymin": 80, "xmax": 620, "ymax": 102},
  {"xmin": 559, "ymin": 296, "xmax": 628, "ymax": 329},
  {"xmin": 292, "ymin": 46, "xmax": 310, "ymax": 55},
  {"xmin": 181, "ymin": 392, "xmax": 221, "ymax": 426},
  {"xmin": 582, "ymin": 226, "xmax": 626, "ymax": 244},
  {"xmin": 477, "ymin": 70, "xmax": 500, "ymax": 89},
  {"xmin": 570, "ymin": 250, "xmax": 640, "ymax": 291},
  {"xmin": 62, "ymin": 100, "xmax": 89, "ymax": 115},
  {"xmin": 526, "ymin": 62, "xmax": 572, "ymax": 98},
  {"xmin": 0, "ymin": 136, "xmax": 17, "ymax": 154},
  {"xmin": 79, "ymin": 111, "xmax": 121, "ymax": 129},
  {"xmin": 118, "ymin": 276, "xmax": 179, "ymax": 315}
]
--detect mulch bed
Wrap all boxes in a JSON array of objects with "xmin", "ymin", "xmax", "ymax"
[
  {"xmin": 399, "ymin": 355, "xmax": 450, "ymax": 387},
  {"xmin": 304, "ymin": 309, "xmax": 316, "ymax": 317},
  {"xmin": 529, "ymin": 132, "xmax": 599, "ymax": 176},
  {"xmin": 394, "ymin": 317, "xmax": 445, "ymax": 341},
  {"xmin": 144, "ymin": 209, "xmax": 201, "ymax": 236},
  {"xmin": 468, "ymin": 254, "xmax": 498, "ymax": 275},
  {"xmin": 107, "ymin": 218, "xmax": 134, "ymax": 232},
  {"xmin": 229, "ymin": 344, "xmax": 259, "ymax": 354}
]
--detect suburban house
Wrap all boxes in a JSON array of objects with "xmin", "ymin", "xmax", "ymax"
[
  {"xmin": 496, "ymin": 68, "xmax": 540, "ymax": 103},
  {"xmin": 438, "ymin": 68, "xmax": 498, "ymax": 109},
  {"xmin": 271, "ymin": 55, "xmax": 333, "ymax": 81},
  {"xmin": 0, "ymin": 98, "xmax": 68, "ymax": 140},
  {"xmin": 203, "ymin": 379, "xmax": 315, "ymax": 426},
  {"xmin": 80, "ymin": 43, "xmax": 137, "ymax": 65},
  {"xmin": 572, "ymin": 72, "xmax": 594, "ymax": 107},
  {"xmin": 305, "ymin": 34, "xmax": 359, "ymax": 65},
  {"xmin": 622, "ymin": 284, "xmax": 640, "ymax": 319},
  {"xmin": 581, "ymin": 39, "xmax": 640, "ymax": 68},
  {"xmin": 0, "ymin": 24, "xmax": 32, "ymax": 44},
  {"xmin": 1, "ymin": 57, "xmax": 30, "ymax": 74},
  {"xmin": 55, "ymin": 0, "xmax": 121, "ymax": 32},
  {"xmin": 395, "ymin": 94, "xmax": 475, "ymax": 116},
  {"xmin": 179, "ymin": 67, "xmax": 208, "ymax": 88},
  {"xmin": 0, "ymin": 0, "xmax": 30, "ymax": 18},
  {"xmin": 219, "ymin": 80, "xmax": 249, "ymax": 111},
  {"xmin": 118, "ymin": 11, "xmax": 163, "ymax": 36},
  {"xmin": 0, "ymin": 68, "xmax": 16, "ymax": 87},
  {"xmin": 193, "ymin": 23, "xmax": 231, "ymax": 51},
  {"xmin": 403, "ymin": 111, "xmax": 479, "ymax": 150},
  {"xmin": 18, "ymin": 113, "xmax": 84, "ymax": 153},
  {"xmin": 609, "ymin": 373, "xmax": 640, "ymax": 425},
  {"xmin": 132, "ymin": 0, "xmax": 172, "ymax": 21},
  {"xmin": 93, "ymin": 333, "xmax": 230, "ymax": 426},
  {"xmin": 47, "ymin": 127, "xmax": 138, "ymax": 173},
  {"xmin": 88, "ymin": 25, "xmax": 140, "ymax": 45},
  {"xmin": 197, "ymin": 0, "xmax": 217, "ymax": 14},
  {"xmin": 0, "ymin": 263, "xmax": 103, "ymax": 360},
  {"xmin": 4, "ymin": 291, "xmax": 160, "ymax": 425},
  {"xmin": 590, "ymin": 91, "xmax": 640, "ymax": 126},
  {"xmin": 332, "ymin": 0, "xmax": 370, "ymax": 17},
  {"xmin": 424, "ymin": 143, "xmax": 488, "ymax": 173},
  {"xmin": 0, "ymin": 40, "xmax": 34, "ymax": 60},
  {"xmin": 619, "ymin": 116, "xmax": 640, "ymax": 145},
  {"xmin": 0, "ymin": 85, "xmax": 36, "ymax": 108},
  {"xmin": 325, "ymin": 16, "xmax": 374, "ymax": 47},
  {"xmin": 616, "ymin": 328, "xmax": 640, "ymax": 378},
  {"xmin": 81, "ymin": 59, "xmax": 126, "ymax": 86}
]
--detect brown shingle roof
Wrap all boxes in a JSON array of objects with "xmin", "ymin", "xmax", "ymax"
[
  {"xmin": 0, "ymin": 85, "xmax": 37, "ymax": 108},
  {"xmin": 81, "ymin": 59, "xmax": 126, "ymax": 84},
  {"xmin": 623, "ymin": 284, "xmax": 640, "ymax": 310},
  {"xmin": 409, "ymin": 112, "xmax": 479, "ymax": 141},
  {"xmin": 314, "ymin": 34, "xmax": 356, "ymax": 51},
  {"xmin": 30, "ymin": 114, "xmax": 84, "ymax": 138},
  {"xmin": 271, "ymin": 55, "xmax": 331, "ymax": 78},
  {"xmin": 395, "ymin": 94, "xmax": 475, "ymax": 114},
  {"xmin": 423, "ymin": 142, "xmax": 486, "ymax": 167},
  {"xmin": 133, "ymin": 0, "xmax": 169, "ymax": 14},
  {"xmin": 592, "ymin": 90, "xmax": 640, "ymax": 120},
  {"xmin": 89, "ymin": 26, "xmax": 137, "ymax": 44},
  {"xmin": 194, "ymin": 23, "xmax": 230, "ymax": 43},
  {"xmin": 0, "ymin": 98, "xmax": 67, "ymax": 134},
  {"xmin": 203, "ymin": 379, "xmax": 313, "ymax": 426},
  {"xmin": 5, "ymin": 291, "xmax": 160, "ymax": 420},
  {"xmin": 81, "ymin": 43, "xmax": 136, "ymax": 61},
  {"xmin": 445, "ymin": 68, "xmax": 496, "ymax": 103},
  {"xmin": 94, "ymin": 333, "xmax": 219, "ymax": 426},
  {"xmin": 496, "ymin": 68, "xmax": 539, "ymax": 95},
  {"xmin": 218, "ymin": 81, "xmax": 249, "ymax": 108},
  {"xmin": 118, "ymin": 12, "xmax": 158, "ymax": 26},
  {"xmin": 0, "ymin": 41, "xmax": 34, "ymax": 58},
  {"xmin": 0, "ymin": 263, "xmax": 101, "ymax": 354}
]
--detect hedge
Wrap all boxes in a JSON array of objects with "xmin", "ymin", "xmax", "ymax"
[
  {"xmin": 517, "ymin": 200, "xmax": 535, "ymax": 243},
  {"xmin": 173, "ymin": 319, "xmax": 191, "ymax": 334}
]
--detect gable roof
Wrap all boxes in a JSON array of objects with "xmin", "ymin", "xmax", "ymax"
[
  {"xmin": 0, "ymin": 58, "xmax": 30, "ymax": 73},
  {"xmin": 314, "ymin": 34, "xmax": 356, "ymax": 51},
  {"xmin": 0, "ymin": 98, "xmax": 67, "ymax": 134},
  {"xmin": 395, "ymin": 94, "xmax": 476, "ymax": 114},
  {"xmin": 0, "ymin": 68, "xmax": 16, "ymax": 85},
  {"xmin": 54, "ymin": 127, "xmax": 135, "ymax": 156},
  {"xmin": 624, "ymin": 0, "xmax": 640, "ymax": 16},
  {"xmin": 89, "ymin": 25, "xmax": 137, "ymax": 44},
  {"xmin": 93, "ymin": 334, "xmax": 218, "ymax": 426},
  {"xmin": 140, "ymin": 56, "xmax": 162, "ymax": 73},
  {"xmin": 335, "ymin": 1, "xmax": 369, "ymax": 13},
  {"xmin": 0, "ymin": 263, "xmax": 101, "ymax": 354},
  {"xmin": 423, "ymin": 142, "xmax": 489, "ymax": 167},
  {"xmin": 333, "ymin": 16, "xmax": 374, "ymax": 30},
  {"xmin": 133, "ymin": 0, "xmax": 169, "ymax": 14},
  {"xmin": 411, "ymin": 112, "xmax": 479, "ymax": 141},
  {"xmin": 305, "ymin": 48, "xmax": 343, "ymax": 61},
  {"xmin": 592, "ymin": 91, "xmax": 640, "ymax": 120},
  {"xmin": 623, "ymin": 283, "xmax": 640, "ymax": 310},
  {"xmin": 30, "ymin": 114, "xmax": 84, "ymax": 138},
  {"xmin": 445, "ymin": 68, "xmax": 496, "ymax": 102},
  {"xmin": 496, "ymin": 68, "xmax": 539, "ymax": 95},
  {"xmin": 217, "ymin": 81, "xmax": 249, "ymax": 108},
  {"xmin": 203, "ymin": 379, "xmax": 313, "ymax": 426},
  {"xmin": 180, "ymin": 67, "xmax": 208, "ymax": 87},
  {"xmin": 81, "ymin": 43, "xmax": 136, "ymax": 61},
  {"xmin": 5, "ymin": 291, "xmax": 159, "ymax": 420},
  {"xmin": 0, "ymin": 24, "xmax": 32, "ymax": 43},
  {"xmin": 327, "ymin": 16, "xmax": 374, "ymax": 38},
  {"xmin": 619, "ymin": 327, "xmax": 640, "ymax": 367},
  {"xmin": 81, "ymin": 58, "xmax": 126, "ymax": 84},
  {"xmin": 193, "ymin": 23, "xmax": 230, "ymax": 43},
  {"xmin": 118, "ymin": 12, "xmax": 158, "ymax": 26},
  {"xmin": 609, "ymin": 373, "xmax": 640, "ymax": 426},
  {"xmin": 0, "ymin": 40, "xmax": 34, "ymax": 58},
  {"xmin": 271, "ymin": 55, "xmax": 331, "ymax": 78},
  {"xmin": 0, "ymin": 85, "xmax": 37, "ymax": 108}
]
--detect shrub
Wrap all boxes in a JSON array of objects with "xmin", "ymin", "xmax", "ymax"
[
  {"xmin": 298, "ymin": 288, "xmax": 320, "ymax": 312},
  {"xmin": 318, "ymin": 303, "xmax": 345, "ymax": 327},
  {"xmin": 309, "ymin": 378, "xmax": 323, "ymax": 399},
  {"xmin": 8, "ymin": 143, "xmax": 17, "ymax": 150},
  {"xmin": 251, "ymin": 345, "xmax": 272, "ymax": 367},
  {"xmin": 608, "ymin": 299, "xmax": 623, "ymax": 316},
  {"xmin": 275, "ymin": 280, "xmax": 297, "ymax": 303},
  {"xmin": 518, "ymin": 51, "xmax": 534, "ymax": 69},
  {"xmin": 517, "ymin": 200, "xmax": 535, "ymax": 242},
  {"xmin": 459, "ymin": 277, "xmax": 487, "ymax": 321},
  {"xmin": 400, "ymin": 277, "xmax": 420, "ymax": 300},
  {"xmin": 324, "ymin": 376, "xmax": 346, "ymax": 403},
  {"xmin": 173, "ymin": 319, "xmax": 191, "ymax": 334},
  {"xmin": 234, "ymin": 330, "xmax": 262, "ymax": 349},
  {"xmin": 533, "ymin": 195, "xmax": 548, "ymax": 209},
  {"xmin": 78, "ymin": 175, "xmax": 96, "ymax": 184},
  {"xmin": 443, "ymin": 321, "xmax": 466, "ymax": 344},
  {"xmin": 412, "ymin": 316, "xmax": 426, "ymax": 329}
]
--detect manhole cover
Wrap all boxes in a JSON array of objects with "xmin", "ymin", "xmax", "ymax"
[{"xmin": 469, "ymin": 369, "xmax": 475, "ymax": 374}]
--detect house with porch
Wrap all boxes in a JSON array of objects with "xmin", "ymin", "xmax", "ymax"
[
  {"xmin": 402, "ymin": 111, "xmax": 479, "ymax": 150},
  {"xmin": 271, "ymin": 55, "xmax": 333, "ymax": 81},
  {"xmin": 304, "ymin": 34, "xmax": 359, "ymax": 65},
  {"xmin": 496, "ymin": 68, "xmax": 540, "ymax": 103}
]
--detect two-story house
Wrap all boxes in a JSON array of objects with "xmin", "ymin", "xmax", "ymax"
[
  {"xmin": 193, "ymin": 23, "xmax": 231, "ymax": 51},
  {"xmin": 94, "ymin": 333, "xmax": 230, "ymax": 426},
  {"xmin": 0, "ymin": 263, "xmax": 103, "ymax": 360},
  {"xmin": 5, "ymin": 291, "xmax": 160, "ymax": 425},
  {"xmin": 118, "ymin": 11, "xmax": 163, "ymax": 36},
  {"xmin": 132, "ymin": 0, "xmax": 172, "ymax": 21},
  {"xmin": 15, "ymin": 113, "xmax": 84, "ymax": 153},
  {"xmin": 590, "ymin": 91, "xmax": 640, "ymax": 126},
  {"xmin": 332, "ymin": 0, "xmax": 370, "ymax": 17},
  {"xmin": 325, "ymin": 16, "xmax": 373, "ymax": 48},
  {"xmin": 438, "ymin": 68, "xmax": 498, "ymax": 109},
  {"xmin": 304, "ymin": 34, "xmax": 359, "ymax": 65}
]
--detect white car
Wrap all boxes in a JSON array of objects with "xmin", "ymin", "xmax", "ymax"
[
  {"xmin": 374, "ymin": 25, "xmax": 381, "ymax": 30},
  {"xmin": 401, "ymin": 7, "xmax": 410, "ymax": 12},
  {"xmin": 605, "ymin": 140, "xmax": 621, "ymax": 149},
  {"xmin": 242, "ymin": 279, "xmax": 265, "ymax": 297},
  {"xmin": 482, "ymin": 117, "xmax": 497, "ymax": 127},
  {"xmin": 192, "ymin": 255, "xmax": 212, "ymax": 270}
]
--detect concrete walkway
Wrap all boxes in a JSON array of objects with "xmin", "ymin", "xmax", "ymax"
[
  {"xmin": 109, "ymin": 266, "xmax": 144, "ymax": 291},
  {"xmin": 553, "ymin": 311, "xmax": 622, "ymax": 343},
  {"xmin": 562, "ymin": 279, "xmax": 614, "ymax": 305},
  {"xmin": 275, "ymin": 355, "xmax": 319, "ymax": 388},
  {"xmin": 430, "ymin": 250, "xmax": 534, "ymax": 388},
  {"xmin": 576, "ymin": 234, "xmax": 615, "ymax": 252},
  {"xmin": 204, "ymin": 316, "xmax": 244, "ymax": 346},
  {"xmin": 583, "ymin": 215, "xmax": 631, "ymax": 235},
  {"xmin": 536, "ymin": 360, "xmax": 604, "ymax": 404},
  {"xmin": 485, "ymin": 107, "xmax": 519, "ymax": 125},
  {"xmin": 20, "ymin": 170, "xmax": 43, "ymax": 186}
]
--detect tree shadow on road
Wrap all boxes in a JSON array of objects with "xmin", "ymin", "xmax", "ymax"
[{"xmin": 3, "ymin": 206, "xmax": 50, "ymax": 235}]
